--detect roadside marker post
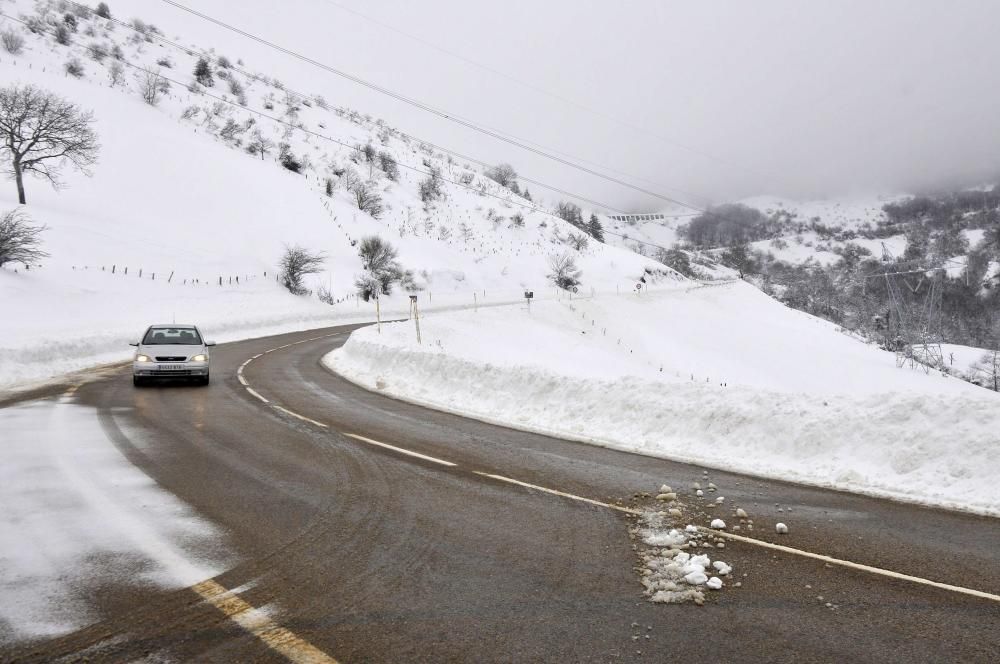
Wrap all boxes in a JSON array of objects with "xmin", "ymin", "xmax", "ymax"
[{"xmin": 409, "ymin": 295, "xmax": 421, "ymax": 345}]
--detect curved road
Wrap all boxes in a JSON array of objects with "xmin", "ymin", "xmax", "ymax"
[{"xmin": 5, "ymin": 323, "xmax": 1000, "ymax": 662}]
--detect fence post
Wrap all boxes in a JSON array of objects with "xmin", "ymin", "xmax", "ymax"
[{"xmin": 168, "ymin": 271, "xmax": 174, "ymax": 283}]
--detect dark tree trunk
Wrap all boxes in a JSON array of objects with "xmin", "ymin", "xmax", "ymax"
[{"xmin": 13, "ymin": 160, "xmax": 25, "ymax": 204}]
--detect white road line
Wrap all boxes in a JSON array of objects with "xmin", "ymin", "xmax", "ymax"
[
  {"xmin": 273, "ymin": 405, "xmax": 328, "ymax": 428},
  {"xmin": 703, "ymin": 528, "xmax": 1000, "ymax": 603},
  {"xmin": 341, "ymin": 432, "xmax": 457, "ymax": 467},
  {"xmin": 245, "ymin": 387, "xmax": 269, "ymax": 403},
  {"xmin": 474, "ymin": 472, "xmax": 640, "ymax": 514}
]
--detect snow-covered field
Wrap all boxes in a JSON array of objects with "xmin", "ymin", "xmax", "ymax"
[{"xmin": 327, "ymin": 282, "xmax": 1000, "ymax": 515}]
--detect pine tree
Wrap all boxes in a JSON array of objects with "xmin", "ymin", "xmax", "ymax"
[
  {"xmin": 522, "ymin": 188, "xmax": 532, "ymax": 202},
  {"xmin": 194, "ymin": 57, "xmax": 214, "ymax": 87},
  {"xmin": 587, "ymin": 214, "xmax": 605, "ymax": 242}
]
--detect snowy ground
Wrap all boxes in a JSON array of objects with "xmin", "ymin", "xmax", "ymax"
[
  {"xmin": 0, "ymin": 397, "xmax": 232, "ymax": 644},
  {"xmin": 327, "ymin": 281, "xmax": 1000, "ymax": 515}
]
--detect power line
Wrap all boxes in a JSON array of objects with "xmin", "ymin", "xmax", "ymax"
[
  {"xmin": 158, "ymin": 0, "xmax": 707, "ymax": 213},
  {"xmin": 319, "ymin": 0, "xmax": 717, "ymax": 200}
]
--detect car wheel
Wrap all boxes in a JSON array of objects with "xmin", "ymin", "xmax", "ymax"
[
  {"xmin": 200, "ymin": 373, "xmax": 210, "ymax": 386},
  {"xmin": 133, "ymin": 376, "xmax": 145, "ymax": 387}
]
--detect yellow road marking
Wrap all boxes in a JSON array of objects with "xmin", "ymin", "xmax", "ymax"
[{"xmin": 192, "ymin": 579, "xmax": 338, "ymax": 663}]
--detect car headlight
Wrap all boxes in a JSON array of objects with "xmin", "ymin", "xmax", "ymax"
[
  {"xmin": 135, "ymin": 354, "xmax": 151, "ymax": 362},
  {"xmin": 190, "ymin": 354, "xmax": 208, "ymax": 362}
]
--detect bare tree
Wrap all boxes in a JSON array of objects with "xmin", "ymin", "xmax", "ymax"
[
  {"xmin": 108, "ymin": 61, "xmax": 125, "ymax": 87},
  {"xmin": 485, "ymin": 163, "xmax": 518, "ymax": 190},
  {"xmin": 567, "ymin": 232, "xmax": 590, "ymax": 251},
  {"xmin": 135, "ymin": 69, "xmax": 169, "ymax": 106},
  {"xmin": 377, "ymin": 150, "xmax": 399, "ymax": 181},
  {"xmin": 354, "ymin": 235, "xmax": 407, "ymax": 300},
  {"xmin": 279, "ymin": 245, "xmax": 325, "ymax": 295},
  {"xmin": 0, "ymin": 209, "xmax": 48, "ymax": 267},
  {"xmin": 246, "ymin": 129, "xmax": 273, "ymax": 160},
  {"xmin": 547, "ymin": 252, "xmax": 582, "ymax": 290},
  {"xmin": 353, "ymin": 181, "xmax": 384, "ymax": 218},
  {"xmin": 419, "ymin": 165, "xmax": 444, "ymax": 203},
  {"xmin": 974, "ymin": 350, "xmax": 1000, "ymax": 392},
  {"xmin": 0, "ymin": 85, "xmax": 99, "ymax": 205},
  {"xmin": 1, "ymin": 29, "xmax": 25, "ymax": 55}
]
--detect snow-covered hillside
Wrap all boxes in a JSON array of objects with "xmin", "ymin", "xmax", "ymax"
[
  {"xmin": 0, "ymin": 0, "xmax": 664, "ymax": 389},
  {"xmin": 328, "ymin": 282, "xmax": 1000, "ymax": 515}
]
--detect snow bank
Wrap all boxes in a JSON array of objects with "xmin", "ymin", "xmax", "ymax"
[{"xmin": 326, "ymin": 284, "xmax": 1000, "ymax": 515}]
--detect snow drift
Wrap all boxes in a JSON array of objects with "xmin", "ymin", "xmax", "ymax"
[{"xmin": 327, "ymin": 282, "xmax": 1000, "ymax": 515}]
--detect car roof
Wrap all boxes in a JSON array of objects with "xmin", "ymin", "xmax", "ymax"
[{"xmin": 149, "ymin": 323, "xmax": 197, "ymax": 329}]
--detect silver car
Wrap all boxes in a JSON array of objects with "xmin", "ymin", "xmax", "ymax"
[{"xmin": 130, "ymin": 324, "xmax": 215, "ymax": 386}]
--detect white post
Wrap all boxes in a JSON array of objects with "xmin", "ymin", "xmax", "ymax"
[
  {"xmin": 411, "ymin": 296, "xmax": 422, "ymax": 345},
  {"xmin": 375, "ymin": 293, "xmax": 382, "ymax": 334}
]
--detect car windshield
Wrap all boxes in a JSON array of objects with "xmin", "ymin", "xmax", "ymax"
[{"xmin": 142, "ymin": 328, "xmax": 202, "ymax": 345}]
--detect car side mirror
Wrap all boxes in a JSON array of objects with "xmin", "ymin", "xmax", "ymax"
[
  {"xmin": 206, "ymin": 340, "xmax": 217, "ymax": 347},
  {"xmin": 129, "ymin": 341, "xmax": 139, "ymax": 347}
]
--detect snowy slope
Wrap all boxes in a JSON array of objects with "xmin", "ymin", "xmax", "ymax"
[
  {"xmin": 0, "ymin": 0, "xmax": 663, "ymax": 389},
  {"xmin": 328, "ymin": 282, "xmax": 1000, "ymax": 515}
]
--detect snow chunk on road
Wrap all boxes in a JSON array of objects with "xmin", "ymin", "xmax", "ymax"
[
  {"xmin": 706, "ymin": 577, "xmax": 724, "ymax": 590},
  {"xmin": 713, "ymin": 561, "xmax": 732, "ymax": 576},
  {"xmin": 684, "ymin": 571, "xmax": 709, "ymax": 585},
  {"xmin": 776, "ymin": 522, "xmax": 789, "ymax": 534},
  {"xmin": 710, "ymin": 518, "xmax": 727, "ymax": 529}
]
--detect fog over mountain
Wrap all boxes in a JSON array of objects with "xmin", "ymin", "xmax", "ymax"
[{"xmin": 127, "ymin": 0, "xmax": 1000, "ymax": 210}]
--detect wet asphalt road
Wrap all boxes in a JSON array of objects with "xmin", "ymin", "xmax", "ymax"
[{"xmin": 4, "ymin": 323, "xmax": 1000, "ymax": 663}]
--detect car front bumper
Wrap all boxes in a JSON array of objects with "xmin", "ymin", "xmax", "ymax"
[{"xmin": 133, "ymin": 361, "xmax": 209, "ymax": 377}]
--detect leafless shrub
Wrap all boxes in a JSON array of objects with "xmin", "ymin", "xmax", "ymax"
[
  {"xmin": 1, "ymin": 29, "xmax": 25, "ymax": 55},
  {"xmin": 64, "ymin": 58, "xmax": 85, "ymax": 77},
  {"xmin": 0, "ymin": 208, "xmax": 49, "ymax": 267},
  {"xmin": 353, "ymin": 180, "xmax": 384, "ymax": 218},
  {"xmin": 547, "ymin": 252, "xmax": 582, "ymax": 290},
  {"xmin": 135, "ymin": 69, "xmax": 169, "ymax": 105},
  {"xmin": 87, "ymin": 42, "xmax": 107, "ymax": 61},
  {"xmin": 279, "ymin": 245, "xmax": 325, "ymax": 295}
]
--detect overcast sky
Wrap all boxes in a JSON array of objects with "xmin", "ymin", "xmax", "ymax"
[{"xmin": 128, "ymin": 0, "xmax": 1000, "ymax": 212}]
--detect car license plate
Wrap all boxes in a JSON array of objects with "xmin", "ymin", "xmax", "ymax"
[{"xmin": 159, "ymin": 364, "xmax": 184, "ymax": 370}]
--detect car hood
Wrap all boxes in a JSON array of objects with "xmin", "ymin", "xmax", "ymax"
[{"xmin": 139, "ymin": 344, "xmax": 204, "ymax": 358}]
